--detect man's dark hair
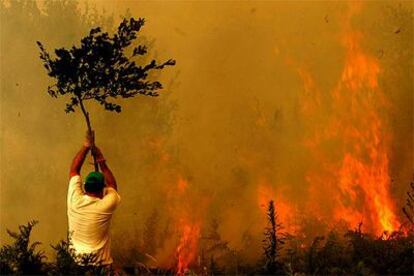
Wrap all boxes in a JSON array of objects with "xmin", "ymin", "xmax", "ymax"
[{"xmin": 84, "ymin": 172, "xmax": 105, "ymax": 193}]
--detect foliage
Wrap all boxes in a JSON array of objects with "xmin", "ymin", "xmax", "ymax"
[
  {"xmin": 0, "ymin": 221, "xmax": 112, "ymax": 275},
  {"xmin": 36, "ymin": 16, "xmax": 175, "ymax": 171},
  {"xmin": 1, "ymin": 218, "xmax": 413, "ymax": 275},
  {"xmin": 283, "ymin": 223, "xmax": 414, "ymax": 275},
  {"xmin": 50, "ymin": 235, "xmax": 78, "ymax": 274},
  {"xmin": 345, "ymin": 225, "xmax": 413, "ymax": 275},
  {"xmin": 202, "ymin": 219, "xmax": 231, "ymax": 274},
  {"xmin": 50, "ymin": 233, "xmax": 110, "ymax": 275},
  {"xmin": 306, "ymin": 235, "xmax": 324, "ymax": 274},
  {"xmin": 402, "ymin": 176, "xmax": 414, "ymax": 226},
  {"xmin": 0, "ymin": 220, "xmax": 46, "ymax": 274},
  {"xmin": 37, "ymin": 17, "xmax": 175, "ymax": 114}
]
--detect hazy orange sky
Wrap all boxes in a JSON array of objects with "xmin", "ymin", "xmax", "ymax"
[{"xmin": 1, "ymin": 0, "xmax": 412, "ymax": 265}]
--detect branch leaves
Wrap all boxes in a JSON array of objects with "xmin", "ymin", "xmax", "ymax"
[{"xmin": 37, "ymin": 17, "xmax": 175, "ymax": 114}]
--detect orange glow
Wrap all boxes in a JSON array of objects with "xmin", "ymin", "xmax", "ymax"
[
  {"xmin": 296, "ymin": 3, "xmax": 400, "ymax": 235},
  {"xmin": 177, "ymin": 176, "xmax": 188, "ymax": 194},
  {"xmin": 176, "ymin": 219, "xmax": 200, "ymax": 275},
  {"xmin": 333, "ymin": 4, "xmax": 399, "ymax": 234},
  {"xmin": 257, "ymin": 180, "xmax": 298, "ymax": 234},
  {"xmin": 296, "ymin": 67, "xmax": 321, "ymax": 115},
  {"xmin": 170, "ymin": 176, "xmax": 201, "ymax": 274}
]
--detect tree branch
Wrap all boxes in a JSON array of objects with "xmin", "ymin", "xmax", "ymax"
[{"xmin": 78, "ymin": 97, "xmax": 99, "ymax": 172}]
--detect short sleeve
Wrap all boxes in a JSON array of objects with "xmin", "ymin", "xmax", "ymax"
[
  {"xmin": 67, "ymin": 175, "xmax": 83, "ymax": 205},
  {"xmin": 98, "ymin": 187, "xmax": 121, "ymax": 213}
]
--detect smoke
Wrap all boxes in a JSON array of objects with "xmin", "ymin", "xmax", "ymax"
[{"xmin": 1, "ymin": 0, "xmax": 412, "ymax": 267}]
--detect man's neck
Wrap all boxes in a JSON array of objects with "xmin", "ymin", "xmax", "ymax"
[{"xmin": 85, "ymin": 192, "xmax": 103, "ymax": 199}]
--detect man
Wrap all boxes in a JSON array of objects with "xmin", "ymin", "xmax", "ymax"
[{"xmin": 67, "ymin": 132, "xmax": 120, "ymax": 266}]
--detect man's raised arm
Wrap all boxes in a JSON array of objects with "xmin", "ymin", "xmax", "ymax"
[
  {"xmin": 94, "ymin": 147, "xmax": 118, "ymax": 191},
  {"xmin": 69, "ymin": 132, "xmax": 93, "ymax": 178}
]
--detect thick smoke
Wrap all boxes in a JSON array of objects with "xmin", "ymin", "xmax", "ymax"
[{"xmin": 1, "ymin": 0, "xmax": 412, "ymax": 267}]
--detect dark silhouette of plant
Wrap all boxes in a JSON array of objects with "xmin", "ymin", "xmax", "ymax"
[
  {"xmin": 344, "ymin": 223, "xmax": 413, "ymax": 275},
  {"xmin": 204, "ymin": 219, "xmax": 231, "ymax": 255},
  {"xmin": 402, "ymin": 176, "xmax": 414, "ymax": 226},
  {"xmin": 262, "ymin": 200, "xmax": 285, "ymax": 275},
  {"xmin": 36, "ymin": 17, "xmax": 175, "ymax": 170},
  {"xmin": 50, "ymin": 232, "xmax": 111, "ymax": 275},
  {"xmin": 283, "ymin": 233, "xmax": 306, "ymax": 274},
  {"xmin": 0, "ymin": 220, "xmax": 46, "ymax": 274},
  {"xmin": 50, "ymin": 234, "xmax": 79, "ymax": 274},
  {"xmin": 209, "ymin": 256, "xmax": 224, "ymax": 275},
  {"xmin": 312, "ymin": 231, "xmax": 351, "ymax": 275},
  {"xmin": 344, "ymin": 222, "xmax": 367, "ymax": 264},
  {"xmin": 1, "ymin": 218, "xmax": 413, "ymax": 275},
  {"xmin": 201, "ymin": 219, "xmax": 232, "ymax": 274},
  {"xmin": 307, "ymin": 235, "xmax": 324, "ymax": 274},
  {"xmin": 0, "ymin": 220, "xmax": 112, "ymax": 275},
  {"xmin": 51, "ymin": 233, "xmax": 100, "ymax": 275}
]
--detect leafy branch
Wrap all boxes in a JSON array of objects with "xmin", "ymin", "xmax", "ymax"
[{"xmin": 37, "ymin": 17, "xmax": 175, "ymax": 170}]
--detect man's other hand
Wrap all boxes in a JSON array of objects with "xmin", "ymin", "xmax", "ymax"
[{"xmin": 92, "ymin": 146, "xmax": 104, "ymax": 161}]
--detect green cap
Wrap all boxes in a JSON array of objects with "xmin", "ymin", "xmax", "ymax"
[{"xmin": 84, "ymin": 171, "xmax": 105, "ymax": 192}]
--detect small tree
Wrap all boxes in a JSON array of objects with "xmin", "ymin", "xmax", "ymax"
[
  {"xmin": 262, "ymin": 200, "xmax": 285, "ymax": 275},
  {"xmin": 37, "ymin": 17, "xmax": 175, "ymax": 170},
  {"xmin": 402, "ymin": 176, "xmax": 414, "ymax": 226}
]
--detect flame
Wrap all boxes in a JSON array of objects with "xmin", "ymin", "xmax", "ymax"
[
  {"xmin": 296, "ymin": 2, "xmax": 400, "ymax": 235},
  {"xmin": 176, "ymin": 219, "xmax": 200, "ymax": 275},
  {"xmin": 257, "ymin": 180, "xmax": 298, "ymax": 234},
  {"xmin": 172, "ymin": 177, "xmax": 201, "ymax": 274}
]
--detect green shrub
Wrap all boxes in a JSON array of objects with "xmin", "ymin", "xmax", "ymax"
[{"xmin": 0, "ymin": 220, "xmax": 47, "ymax": 274}]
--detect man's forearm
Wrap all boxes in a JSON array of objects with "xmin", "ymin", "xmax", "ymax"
[
  {"xmin": 99, "ymin": 161, "xmax": 117, "ymax": 190},
  {"xmin": 70, "ymin": 146, "xmax": 90, "ymax": 177}
]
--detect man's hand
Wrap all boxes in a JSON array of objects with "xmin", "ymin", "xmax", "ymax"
[
  {"xmin": 93, "ymin": 147, "xmax": 117, "ymax": 190},
  {"xmin": 84, "ymin": 130, "xmax": 95, "ymax": 148},
  {"xmin": 70, "ymin": 135, "xmax": 91, "ymax": 177},
  {"xmin": 92, "ymin": 146, "xmax": 105, "ymax": 162}
]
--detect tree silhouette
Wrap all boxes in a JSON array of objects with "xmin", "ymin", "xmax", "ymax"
[
  {"xmin": 402, "ymin": 176, "xmax": 414, "ymax": 226},
  {"xmin": 37, "ymin": 17, "xmax": 175, "ymax": 170},
  {"xmin": 262, "ymin": 200, "xmax": 285, "ymax": 274}
]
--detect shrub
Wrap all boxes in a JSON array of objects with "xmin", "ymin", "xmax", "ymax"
[{"xmin": 0, "ymin": 220, "xmax": 47, "ymax": 274}]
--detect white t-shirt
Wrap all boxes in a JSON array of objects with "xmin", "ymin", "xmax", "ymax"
[{"xmin": 67, "ymin": 175, "xmax": 120, "ymax": 265}]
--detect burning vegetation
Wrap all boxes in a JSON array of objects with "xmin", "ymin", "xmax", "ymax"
[
  {"xmin": 1, "ymin": 0, "xmax": 413, "ymax": 275},
  {"xmin": 296, "ymin": 2, "xmax": 401, "ymax": 236},
  {"xmin": 1, "ymin": 196, "xmax": 413, "ymax": 275}
]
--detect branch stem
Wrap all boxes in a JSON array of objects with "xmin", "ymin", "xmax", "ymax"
[{"xmin": 78, "ymin": 97, "xmax": 99, "ymax": 172}]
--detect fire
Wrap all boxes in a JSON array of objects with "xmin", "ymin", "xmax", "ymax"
[
  {"xmin": 297, "ymin": 2, "xmax": 400, "ymax": 235},
  {"xmin": 176, "ymin": 219, "xmax": 200, "ymax": 275},
  {"xmin": 257, "ymin": 180, "xmax": 298, "ymax": 234},
  {"xmin": 172, "ymin": 176, "xmax": 201, "ymax": 274},
  {"xmin": 332, "ymin": 4, "xmax": 400, "ymax": 234}
]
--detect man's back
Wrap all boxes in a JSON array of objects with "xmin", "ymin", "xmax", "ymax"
[{"xmin": 67, "ymin": 175, "xmax": 121, "ymax": 265}]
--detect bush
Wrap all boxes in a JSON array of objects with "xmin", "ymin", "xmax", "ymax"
[
  {"xmin": 0, "ymin": 221, "xmax": 111, "ymax": 275},
  {"xmin": 1, "ymin": 219, "xmax": 412, "ymax": 275},
  {"xmin": 0, "ymin": 220, "xmax": 47, "ymax": 274}
]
